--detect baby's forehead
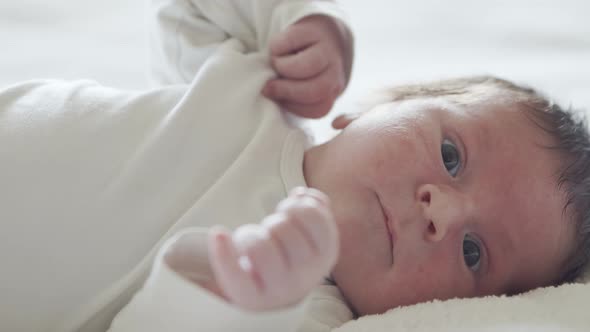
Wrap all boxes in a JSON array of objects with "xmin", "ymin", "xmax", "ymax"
[
  {"xmin": 438, "ymin": 95, "xmax": 547, "ymax": 133},
  {"xmin": 393, "ymin": 87, "xmax": 512, "ymax": 113},
  {"xmin": 464, "ymin": 116, "xmax": 572, "ymax": 294},
  {"xmin": 394, "ymin": 84, "xmax": 516, "ymax": 107},
  {"xmin": 388, "ymin": 93, "xmax": 555, "ymax": 150}
]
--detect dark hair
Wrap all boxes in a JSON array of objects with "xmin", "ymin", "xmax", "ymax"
[{"xmin": 384, "ymin": 75, "xmax": 590, "ymax": 284}]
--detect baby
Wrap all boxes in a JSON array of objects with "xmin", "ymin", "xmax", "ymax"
[
  {"xmin": 1, "ymin": 0, "xmax": 589, "ymax": 332},
  {"xmin": 110, "ymin": 79, "xmax": 590, "ymax": 331},
  {"xmin": 106, "ymin": 1, "xmax": 590, "ymax": 331}
]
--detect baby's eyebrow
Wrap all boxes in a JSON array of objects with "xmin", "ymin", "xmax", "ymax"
[
  {"xmin": 484, "ymin": 217, "xmax": 516, "ymax": 285},
  {"xmin": 463, "ymin": 114, "xmax": 491, "ymax": 154}
]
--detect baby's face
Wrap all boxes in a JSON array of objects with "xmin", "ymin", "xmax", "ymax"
[{"xmin": 304, "ymin": 97, "xmax": 574, "ymax": 315}]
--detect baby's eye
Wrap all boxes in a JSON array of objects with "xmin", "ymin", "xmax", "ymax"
[
  {"xmin": 441, "ymin": 139, "xmax": 461, "ymax": 177},
  {"xmin": 463, "ymin": 234, "xmax": 481, "ymax": 272}
]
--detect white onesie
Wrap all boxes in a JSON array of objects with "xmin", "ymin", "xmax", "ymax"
[{"xmin": 0, "ymin": 1, "xmax": 353, "ymax": 331}]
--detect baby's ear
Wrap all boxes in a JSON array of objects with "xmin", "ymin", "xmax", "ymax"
[{"xmin": 331, "ymin": 113, "xmax": 360, "ymax": 130}]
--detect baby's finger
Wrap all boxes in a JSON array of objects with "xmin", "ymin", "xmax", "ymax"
[
  {"xmin": 331, "ymin": 113, "xmax": 360, "ymax": 130},
  {"xmin": 265, "ymin": 70, "xmax": 343, "ymax": 108},
  {"xmin": 279, "ymin": 187, "xmax": 331, "ymax": 213},
  {"xmin": 263, "ymin": 209, "xmax": 334, "ymax": 296},
  {"xmin": 289, "ymin": 186, "xmax": 331, "ymax": 206},
  {"xmin": 269, "ymin": 23, "xmax": 318, "ymax": 56},
  {"xmin": 232, "ymin": 223, "xmax": 289, "ymax": 298},
  {"xmin": 277, "ymin": 196, "xmax": 338, "ymax": 259},
  {"xmin": 208, "ymin": 227, "xmax": 261, "ymax": 307},
  {"xmin": 279, "ymin": 99, "xmax": 335, "ymax": 119},
  {"xmin": 261, "ymin": 212, "xmax": 315, "ymax": 271},
  {"xmin": 271, "ymin": 44, "xmax": 329, "ymax": 80},
  {"xmin": 296, "ymin": 200, "xmax": 338, "ymax": 266}
]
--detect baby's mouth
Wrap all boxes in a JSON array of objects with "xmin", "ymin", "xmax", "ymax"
[{"xmin": 375, "ymin": 192, "xmax": 395, "ymax": 264}]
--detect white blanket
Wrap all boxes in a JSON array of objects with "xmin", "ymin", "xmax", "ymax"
[
  {"xmin": 336, "ymin": 281, "xmax": 590, "ymax": 332},
  {"xmin": 2, "ymin": 0, "xmax": 589, "ymax": 331}
]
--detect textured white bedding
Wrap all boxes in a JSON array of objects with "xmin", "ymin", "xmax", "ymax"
[{"xmin": 1, "ymin": 1, "xmax": 589, "ymax": 331}]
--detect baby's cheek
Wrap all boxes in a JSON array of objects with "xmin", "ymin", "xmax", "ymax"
[
  {"xmin": 395, "ymin": 238, "xmax": 470, "ymax": 298},
  {"xmin": 392, "ymin": 263, "xmax": 458, "ymax": 305},
  {"xmin": 373, "ymin": 131, "xmax": 423, "ymax": 175}
]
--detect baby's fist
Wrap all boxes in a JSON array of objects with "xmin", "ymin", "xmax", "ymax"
[
  {"xmin": 263, "ymin": 15, "xmax": 353, "ymax": 119},
  {"xmin": 208, "ymin": 187, "xmax": 339, "ymax": 311}
]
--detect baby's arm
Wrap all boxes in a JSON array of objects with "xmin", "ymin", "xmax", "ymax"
[
  {"xmin": 108, "ymin": 188, "xmax": 339, "ymax": 331},
  {"xmin": 165, "ymin": 187, "xmax": 339, "ymax": 311},
  {"xmin": 207, "ymin": 187, "xmax": 339, "ymax": 311},
  {"xmin": 150, "ymin": 0, "xmax": 353, "ymax": 118}
]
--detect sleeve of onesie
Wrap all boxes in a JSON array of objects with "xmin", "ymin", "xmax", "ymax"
[
  {"xmin": 107, "ymin": 228, "xmax": 309, "ymax": 332},
  {"xmin": 148, "ymin": 0, "xmax": 353, "ymax": 85}
]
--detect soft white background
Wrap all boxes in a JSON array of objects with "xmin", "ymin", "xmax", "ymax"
[{"xmin": 1, "ymin": 0, "xmax": 589, "ymax": 139}]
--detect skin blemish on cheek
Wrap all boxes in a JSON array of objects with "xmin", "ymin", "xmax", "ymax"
[{"xmin": 415, "ymin": 263, "xmax": 427, "ymax": 275}]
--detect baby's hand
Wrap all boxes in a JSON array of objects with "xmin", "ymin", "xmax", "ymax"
[
  {"xmin": 208, "ymin": 187, "xmax": 339, "ymax": 311},
  {"xmin": 262, "ymin": 15, "xmax": 352, "ymax": 119}
]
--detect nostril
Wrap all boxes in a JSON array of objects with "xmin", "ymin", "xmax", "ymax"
[
  {"xmin": 428, "ymin": 221, "xmax": 436, "ymax": 235},
  {"xmin": 421, "ymin": 191, "xmax": 431, "ymax": 204}
]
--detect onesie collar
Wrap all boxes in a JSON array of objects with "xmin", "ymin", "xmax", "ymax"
[{"xmin": 280, "ymin": 129, "xmax": 309, "ymax": 193}]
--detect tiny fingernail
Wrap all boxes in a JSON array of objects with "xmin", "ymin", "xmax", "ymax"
[
  {"xmin": 215, "ymin": 232, "xmax": 226, "ymax": 242},
  {"xmin": 289, "ymin": 186, "xmax": 307, "ymax": 196}
]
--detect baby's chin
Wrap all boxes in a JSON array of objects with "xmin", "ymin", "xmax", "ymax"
[{"xmin": 329, "ymin": 254, "xmax": 390, "ymax": 312}]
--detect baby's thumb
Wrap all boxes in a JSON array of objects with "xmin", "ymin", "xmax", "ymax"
[{"xmin": 162, "ymin": 230, "xmax": 213, "ymax": 284}]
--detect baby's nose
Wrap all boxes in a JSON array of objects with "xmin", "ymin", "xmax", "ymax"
[{"xmin": 417, "ymin": 184, "xmax": 471, "ymax": 242}]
